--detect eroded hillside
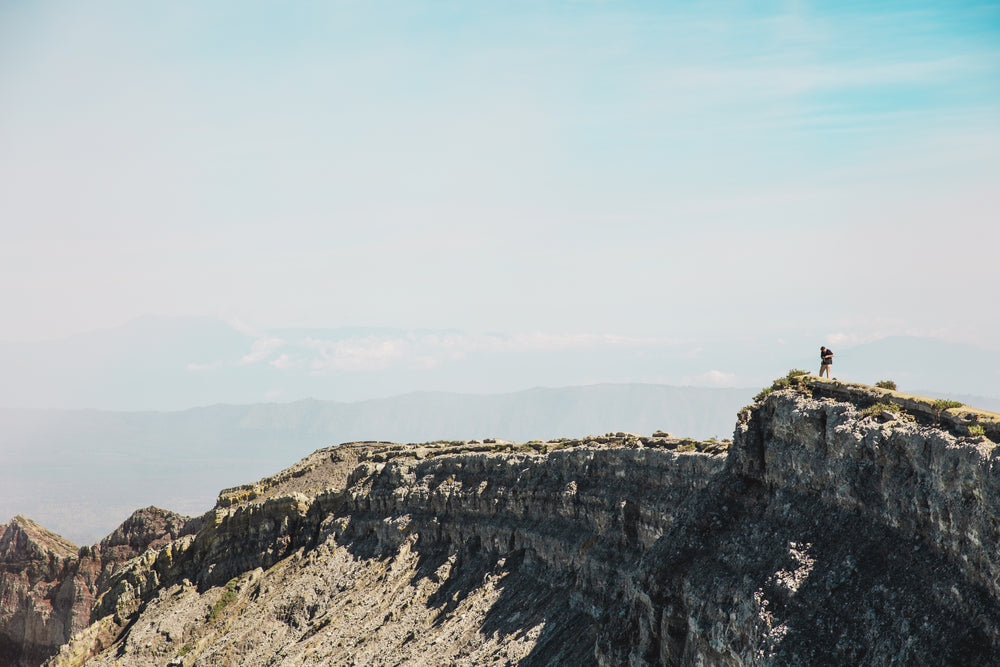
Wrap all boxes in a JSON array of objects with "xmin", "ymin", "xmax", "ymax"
[
  {"xmin": 0, "ymin": 509, "xmax": 198, "ymax": 667},
  {"xmin": 7, "ymin": 378, "xmax": 1000, "ymax": 666}
]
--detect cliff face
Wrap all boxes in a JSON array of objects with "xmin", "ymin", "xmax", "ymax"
[
  {"xmin": 0, "ymin": 516, "xmax": 82, "ymax": 667},
  {"xmin": 0, "ymin": 509, "xmax": 196, "ymax": 667},
  {"xmin": 604, "ymin": 383, "xmax": 1000, "ymax": 664},
  {"xmin": 22, "ymin": 381, "xmax": 1000, "ymax": 665}
]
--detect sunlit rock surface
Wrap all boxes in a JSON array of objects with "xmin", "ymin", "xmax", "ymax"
[
  {"xmin": 0, "ymin": 508, "xmax": 196, "ymax": 667},
  {"xmin": 4, "ymin": 380, "xmax": 997, "ymax": 666}
]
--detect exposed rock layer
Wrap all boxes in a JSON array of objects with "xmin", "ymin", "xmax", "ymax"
[
  {"xmin": 12, "ymin": 382, "xmax": 1000, "ymax": 665},
  {"xmin": 0, "ymin": 509, "xmax": 197, "ymax": 667}
]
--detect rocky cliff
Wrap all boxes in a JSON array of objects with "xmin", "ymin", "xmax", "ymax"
[
  {"xmin": 5, "ymin": 378, "xmax": 999, "ymax": 665},
  {"xmin": 0, "ymin": 509, "xmax": 198, "ymax": 667},
  {"xmin": 0, "ymin": 516, "xmax": 81, "ymax": 667}
]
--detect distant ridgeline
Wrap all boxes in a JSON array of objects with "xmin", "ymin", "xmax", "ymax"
[
  {"xmin": 2, "ymin": 378, "xmax": 999, "ymax": 666},
  {"xmin": 0, "ymin": 383, "xmax": 754, "ymax": 546}
]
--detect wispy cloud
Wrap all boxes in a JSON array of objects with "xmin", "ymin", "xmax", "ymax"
[
  {"xmin": 269, "ymin": 354, "xmax": 297, "ymax": 370},
  {"xmin": 186, "ymin": 361, "xmax": 222, "ymax": 372},
  {"xmin": 306, "ymin": 337, "xmax": 409, "ymax": 373},
  {"xmin": 239, "ymin": 337, "xmax": 285, "ymax": 365},
  {"xmin": 826, "ymin": 325, "xmax": 961, "ymax": 348},
  {"xmin": 506, "ymin": 332, "xmax": 668, "ymax": 350},
  {"xmin": 692, "ymin": 370, "xmax": 739, "ymax": 387},
  {"xmin": 192, "ymin": 329, "xmax": 669, "ymax": 375},
  {"xmin": 2, "ymin": 1, "xmax": 995, "ymax": 348},
  {"xmin": 301, "ymin": 331, "xmax": 677, "ymax": 374}
]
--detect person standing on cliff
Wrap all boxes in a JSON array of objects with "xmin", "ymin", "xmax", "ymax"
[{"xmin": 819, "ymin": 346, "xmax": 834, "ymax": 378}]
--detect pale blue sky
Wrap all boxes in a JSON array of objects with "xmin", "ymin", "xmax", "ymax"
[{"xmin": 2, "ymin": 1, "xmax": 998, "ymax": 348}]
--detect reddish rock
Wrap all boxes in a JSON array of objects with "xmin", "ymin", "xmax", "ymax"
[{"xmin": 0, "ymin": 508, "xmax": 195, "ymax": 667}]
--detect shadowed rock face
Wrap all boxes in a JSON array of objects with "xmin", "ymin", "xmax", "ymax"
[
  {"xmin": 0, "ymin": 509, "xmax": 197, "ymax": 667},
  {"xmin": 601, "ymin": 390, "xmax": 1000, "ymax": 665},
  {"xmin": 6, "ymin": 384, "xmax": 999, "ymax": 665}
]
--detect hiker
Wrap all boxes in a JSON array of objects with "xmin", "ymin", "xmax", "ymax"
[{"xmin": 819, "ymin": 346, "xmax": 834, "ymax": 378}]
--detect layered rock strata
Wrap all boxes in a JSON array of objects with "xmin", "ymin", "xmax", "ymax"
[
  {"xmin": 0, "ymin": 517, "xmax": 81, "ymax": 667},
  {"xmin": 0, "ymin": 509, "xmax": 196, "ymax": 667},
  {"xmin": 25, "ymin": 384, "xmax": 1000, "ymax": 665},
  {"xmin": 601, "ymin": 387, "xmax": 1000, "ymax": 664},
  {"xmin": 803, "ymin": 375, "xmax": 1000, "ymax": 440}
]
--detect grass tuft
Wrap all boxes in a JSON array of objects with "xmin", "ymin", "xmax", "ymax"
[
  {"xmin": 754, "ymin": 369, "xmax": 813, "ymax": 402},
  {"xmin": 208, "ymin": 578, "xmax": 239, "ymax": 622},
  {"xmin": 860, "ymin": 402, "xmax": 901, "ymax": 419}
]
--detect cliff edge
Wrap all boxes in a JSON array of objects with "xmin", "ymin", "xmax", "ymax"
[{"xmin": 13, "ymin": 379, "xmax": 1000, "ymax": 665}]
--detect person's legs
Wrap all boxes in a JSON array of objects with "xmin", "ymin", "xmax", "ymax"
[{"xmin": 820, "ymin": 363, "xmax": 829, "ymax": 378}]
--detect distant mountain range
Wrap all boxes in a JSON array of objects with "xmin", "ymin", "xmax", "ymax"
[
  {"xmin": 828, "ymin": 336, "xmax": 1000, "ymax": 403},
  {"xmin": 2, "ymin": 317, "xmax": 997, "ymax": 544},
  {"xmin": 0, "ymin": 316, "xmax": 997, "ymax": 410},
  {"xmin": 0, "ymin": 383, "xmax": 754, "ymax": 545}
]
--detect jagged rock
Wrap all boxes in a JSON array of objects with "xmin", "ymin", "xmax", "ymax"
[
  {"xmin": 0, "ymin": 516, "xmax": 81, "ymax": 667},
  {"xmin": 7, "ymin": 385, "xmax": 1000, "ymax": 665},
  {"xmin": 0, "ymin": 509, "xmax": 197, "ymax": 667}
]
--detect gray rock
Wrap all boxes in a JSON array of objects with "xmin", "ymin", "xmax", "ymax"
[{"xmin": 33, "ymin": 389, "xmax": 1000, "ymax": 666}]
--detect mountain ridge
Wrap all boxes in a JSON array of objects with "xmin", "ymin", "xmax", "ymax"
[
  {"xmin": 2, "ymin": 316, "xmax": 996, "ymax": 410},
  {"xmin": 1, "ymin": 383, "xmax": 755, "ymax": 545},
  {"xmin": 1, "ymin": 377, "xmax": 998, "ymax": 665}
]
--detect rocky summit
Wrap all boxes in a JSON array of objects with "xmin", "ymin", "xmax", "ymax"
[
  {"xmin": 0, "ymin": 508, "xmax": 198, "ymax": 667},
  {"xmin": 3, "ymin": 377, "xmax": 999, "ymax": 666}
]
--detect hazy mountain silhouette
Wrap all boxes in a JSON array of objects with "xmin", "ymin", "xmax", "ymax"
[
  {"xmin": 0, "ymin": 383, "xmax": 754, "ymax": 545},
  {"xmin": 2, "ymin": 318, "xmax": 997, "ymax": 544},
  {"xmin": 825, "ymin": 336, "xmax": 1000, "ymax": 399},
  {"xmin": 0, "ymin": 317, "xmax": 995, "ymax": 410}
]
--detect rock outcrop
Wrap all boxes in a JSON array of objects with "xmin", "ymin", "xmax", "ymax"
[
  {"xmin": 5, "ymin": 380, "xmax": 999, "ymax": 665},
  {"xmin": 0, "ymin": 509, "xmax": 197, "ymax": 667},
  {"xmin": 0, "ymin": 516, "xmax": 81, "ymax": 667},
  {"xmin": 601, "ymin": 381, "xmax": 1000, "ymax": 664}
]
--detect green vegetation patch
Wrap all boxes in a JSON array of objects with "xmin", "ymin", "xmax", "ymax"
[
  {"xmin": 754, "ymin": 369, "xmax": 813, "ymax": 402},
  {"xmin": 753, "ymin": 386, "xmax": 774, "ymax": 402},
  {"xmin": 208, "ymin": 578, "xmax": 239, "ymax": 622},
  {"xmin": 875, "ymin": 380, "xmax": 897, "ymax": 390},
  {"xmin": 859, "ymin": 402, "xmax": 915, "ymax": 422},
  {"xmin": 860, "ymin": 402, "xmax": 900, "ymax": 419},
  {"xmin": 969, "ymin": 424, "xmax": 986, "ymax": 436},
  {"xmin": 932, "ymin": 399, "xmax": 964, "ymax": 411}
]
